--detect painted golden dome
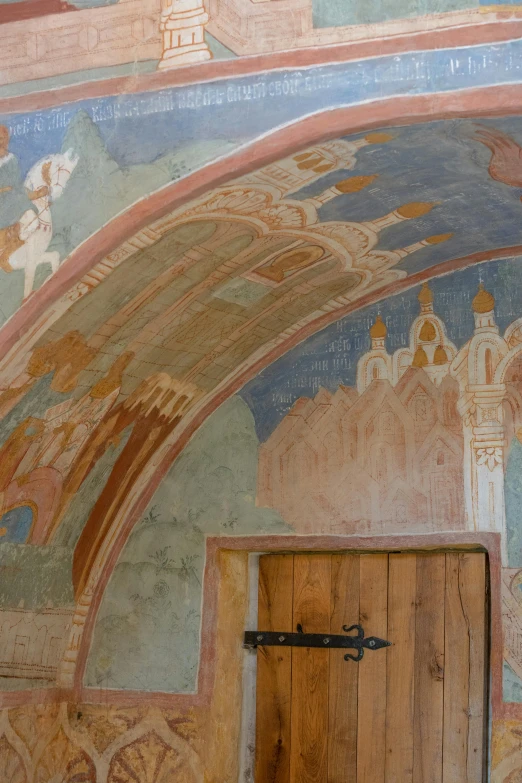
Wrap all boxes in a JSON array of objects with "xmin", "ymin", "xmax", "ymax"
[
  {"xmin": 419, "ymin": 319, "xmax": 436, "ymax": 341},
  {"xmin": 418, "ymin": 282, "xmax": 433, "ymax": 307},
  {"xmin": 397, "ymin": 202, "xmax": 435, "ymax": 219},
  {"xmin": 370, "ymin": 314, "xmax": 387, "ymax": 339},
  {"xmin": 472, "ymin": 282, "xmax": 495, "ymax": 314},
  {"xmin": 412, "ymin": 347, "xmax": 429, "ymax": 368},
  {"xmin": 434, "ymin": 345, "xmax": 449, "ymax": 365},
  {"xmin": 364, "ymin": 132, "xmax": 394, "ymax": 144},
  {"xmin": 335, "ymin": 174, "xmax": 378, "ymax": 193},
  {"xmin": 425, "ymin": 233, "xmax": 453, "ymax": 244}
]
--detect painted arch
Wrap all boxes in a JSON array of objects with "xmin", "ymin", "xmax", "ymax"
[{"xmin": 3, "ymin": 95, "xmax": 522, "ymax": 703}]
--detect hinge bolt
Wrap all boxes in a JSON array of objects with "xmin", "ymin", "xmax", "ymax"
[
  {"xmin": 323, "ymin": 638, "xmax": 330, "ymax": 644},
  {"xmin": 279, "ymin": 635, "xmax": 285, "ymax": 642},
  {"xmin": 369, "ymin": 640, "xmax": 375, "ymax": 647},
  {"xmin": 257, "ymin": 635, "xmax": 263, "ymax": 642}
]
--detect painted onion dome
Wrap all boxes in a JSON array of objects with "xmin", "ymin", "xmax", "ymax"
[
  {"xmin": 472, "ymin": 282, "xmax": 495, "ymax": 314},
  {"xmin": 418, "ymin": 281, "xmax": 434, "ymax": 307},
  {"xmin": 396, "ymin": 202, "xmax": 435, "ymax": 218},
  {"xmin": 370, "ymin": 314, "xmax": 387, "ymax": 339},
  {"xmin": 334, "ymin": 174, "xmax": 378, "ymax": 193},
  {"xmin": 419, "ymin": 319, "xmax": 436, "ymax": 341},
  {"xmin": 424, "ymin": 233, "xmax": 453, "ymax": 244},
  {"xmin": 434, "ymin": 345, "xmax": 449, "ymax": 365},
  {"xmin": 364, "ymin": 132, "xmax": 394, "ymax": 144},
  {"xmin": 412, "ymin": 346, "xmax": 429, "ymax": 368}
]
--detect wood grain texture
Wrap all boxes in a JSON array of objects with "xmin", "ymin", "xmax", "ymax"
[
  {"xmin": 255, "ymin": 551, "xmax": 488, "ymax": 783},
  {"xmin": 414, "ymin": 553, "xmax": 445, "ymax": 783},
  {"xmin": 443, "ymin": 552, "xmax": 469, "ymax": 783},
  {"xmin": 443, "ymin": 553, "xmax": 486, "ymax": 783},
  {"xmin": 291, "ymin": 554, "xmax": 331, "ymax": 783},
  {"xmin": 357, "ymin": 553, "xmax": 388, "ymax": 783},
  {"xmin": 329, "ymin": 554, "xmax": 360, "ymax": 783},
  {"xmin": 386, "ymin": 553, "xmax": 417, "ymax": 783},
  {"xmin": 256, "ymin": 555, "xmax": 294, "ymax": 783},
  {"xmin": 461, "ymin": 554, "xmax": 487, "ymax": 783}
]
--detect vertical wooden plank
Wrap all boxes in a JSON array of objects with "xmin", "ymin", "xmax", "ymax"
[
  {"xmin": 443, "ymin": 553, "xmax": 469, "ymax": 783},
  {"xmin": 386, "ymin": 553, "xmax": 417, "ymax": 783},
  {"xmin": 413, "ymin": 553, "xmax": 445, "ymax": 783},
  {"xmin": 463, "ymin": 554, "xmax": 487, "ymax": 783},
  {"xmin": 291, "ymin": 554, "xmax": 331, "ymax": 783},
  {"xmin": 357, "ymin": 553, "xmax": 388, "ymax": 783},
  {"xmin": 256, "ymin": 554, "xmax": 294, "ymax": 783},
  {"xmin": 443, "ymin": 553, "xmax": 486, "ymax": 783},
  {"xmin": 329, "ymin": 554, "xmax": 360, "ymax": 783}
]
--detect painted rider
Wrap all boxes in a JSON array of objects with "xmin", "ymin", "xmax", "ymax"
[
  {"xmin": 0, "ymin": 125, "xmax": 31, "ymax": 228},
  {"xmin": 0, "ymin": 125, "xmax": 37, "ymax": 272}
]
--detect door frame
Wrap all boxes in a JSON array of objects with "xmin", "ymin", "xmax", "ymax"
[
  {"xmin": 203, "ymin": 531, "xmax": 501, "ymax": 704},
  {"xmin": 199, "ymin": 532, "xmax": 502, "ymax": 780}
]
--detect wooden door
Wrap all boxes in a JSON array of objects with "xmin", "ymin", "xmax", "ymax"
[{"xmin": 254, "ymin": 552, "xmax": 488, "ymax": 783}]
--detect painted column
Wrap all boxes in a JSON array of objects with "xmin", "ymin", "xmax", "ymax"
[
  {"xmin": 470, "ymin": 385, "xmax": 508, "ymax": 561},
  {"xmin": 463, "ymin": 283, "xmax": 510, "ymax": 561},
  {"xmin": 158, "ymin": 0, "xmax": 212, "ymax": 70},
  {"xmin": 459, "ymin": 406, "xmax": 475, "ymax": 531}
]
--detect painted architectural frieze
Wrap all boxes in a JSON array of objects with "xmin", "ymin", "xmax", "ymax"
[
  {"xmin": 258, "ymin": 279, "xmax": 522, "ymax": 554},
  {"xmin": 2, "ymin": 0, "xmax": 522, "ymax": 88},
  {"xmin": 258, "ymin": 286, "xmax": 465, "ymax": 536}
]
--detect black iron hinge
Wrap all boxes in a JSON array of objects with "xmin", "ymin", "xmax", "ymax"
[{"xmin": 244, "ymin": 623, "xmax": 391, "ymax": 661}]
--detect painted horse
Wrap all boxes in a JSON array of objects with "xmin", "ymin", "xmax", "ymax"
[{"xmin": 0, "ymin": 149, "xmax": 79, "ymax": 300}]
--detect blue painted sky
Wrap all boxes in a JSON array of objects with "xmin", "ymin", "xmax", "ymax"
[
  {"xmin": 240, "ymin": 257, "xmax": 522, "ymax": 441},
  {"xmin": 294, "ymin": 118, "xmax": 522, "ymax": 276}
]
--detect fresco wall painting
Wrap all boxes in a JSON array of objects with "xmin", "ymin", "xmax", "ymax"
[
  {"xmin": 3, "ymin": 0, "xmax": 522, "ymax": 89},
  {"xmin": 5, "ymin": 17, "xmax": 522, "ymax": 776},
  {"xmin": 0, "ymin": 118, "xmax": 482, "ymax": 671},
  {"xmin": 6, "ymin": 37, "xmax": 522, "ymax": 324},
  {"xmin": 81, "ymin": 258, "xmax": 522, "ymax": 694},
  {"xmin": 0, "ymin": 548, "xmax": 248, "ymax": 783}
]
